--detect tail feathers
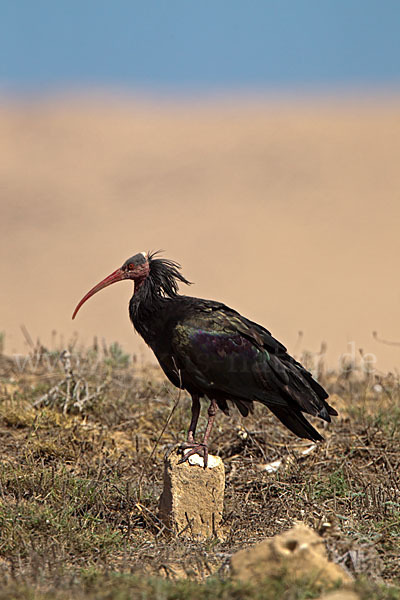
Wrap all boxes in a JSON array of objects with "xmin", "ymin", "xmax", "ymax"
[
  {"xmin": 268, "ymin": 357, "xmax": 337, "ymax": 422},
  {"xmin": 318, "ymin": 404, "xmax": 331, "ymax": 422},
  {"xmin": 268, "ymin": 405, "xmax": 324, "ymax": 442},
  {"xmin": 234, "ymin": 399, "xmax": 254, "ymax": 417},
  {"xmin": 318, "ymin": 402, "xmax": 338, "ymax": 421},
  {"xmin": 306, "ymin": 373, "xmax": 329, "ymax": 400},
  {"xmin": 327, "ymin": 404, "xmax": 338, "ymax": 417},
  {"xmin": 302, "ymin": 372, "xmax": 337, "ymax": 418}
]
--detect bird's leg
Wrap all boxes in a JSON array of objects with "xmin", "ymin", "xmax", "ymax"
[
  {"xmin": 186, "ymin": 394, "xmax": 200, "ymax": 443},
  {"xmin": 178, "ymin": 399, "xmax": 218, "ymax": 468},
  {"xmin": 179, "ymin": 394, "xmax": 201, "ymax": 450},
  {"xmin": 202, "ymin": 399, "xmax": 217, "ymax": 446}
]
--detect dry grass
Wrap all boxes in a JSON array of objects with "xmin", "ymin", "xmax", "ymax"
[{"xmin": 0, "ymin": 339, "xmax": 399, "ymax": 598}]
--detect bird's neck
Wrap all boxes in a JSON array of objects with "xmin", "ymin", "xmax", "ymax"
[
  {"xmin": 133, "ymin": 276, "xmax": 147, "ymax": 294},
  {"xmin": 129, "ymin": 278, "xmax": 170, "ymax": 344}
]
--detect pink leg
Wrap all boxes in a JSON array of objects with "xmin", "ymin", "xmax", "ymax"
[
  {"xmin": 187, "ymin": 394, "xmax": 200, "ymax": 444},
  {"xmin": 178, "ymin": 399, "xmax": 218, "ymax": 468}
]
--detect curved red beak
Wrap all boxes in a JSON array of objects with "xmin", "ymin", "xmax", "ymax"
[{"xmin": 72, "ymin": 267, "xmax": 127, "ymax": 320}]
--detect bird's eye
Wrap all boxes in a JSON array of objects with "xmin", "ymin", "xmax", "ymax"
[{"xmin": 128, "ymin": 263, "xmax": 135, "ymax": 270}]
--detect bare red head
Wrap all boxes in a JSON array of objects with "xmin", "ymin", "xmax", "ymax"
[{"xmin": 72, "ymin": 252, "xmax": 149, "ymax": 319}]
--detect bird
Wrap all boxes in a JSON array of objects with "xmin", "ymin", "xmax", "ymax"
[{"xmin": 72, "ymin": 251, "xmax": 337, "ymax": 467}]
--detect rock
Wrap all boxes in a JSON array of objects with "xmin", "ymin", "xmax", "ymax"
[
  {"xmin": 158, "ymin": 448, "xmax": 225, "ymax": 539},
  {"xmin": 230, "ymin": 523, "xmax": 352, "ymax": 587}
]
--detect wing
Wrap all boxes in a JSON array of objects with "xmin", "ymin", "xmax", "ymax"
[{"xmin": 161, "ymin": 301, "xmax": 336, "ymax": 441}]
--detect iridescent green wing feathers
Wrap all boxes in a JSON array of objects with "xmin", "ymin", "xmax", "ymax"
[{"xmin": 163, "ymin": 300, "xmax": 336, "ymax": 440}]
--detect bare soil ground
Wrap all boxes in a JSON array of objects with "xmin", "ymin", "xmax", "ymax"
[{"xmin": 0, "ymin": 340, "xmax": 399, "ymax": 599}]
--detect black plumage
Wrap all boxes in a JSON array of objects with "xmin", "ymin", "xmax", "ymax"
[{"xmin": 73, "ymin": 251, "xmax": 337, "ymax": 466}]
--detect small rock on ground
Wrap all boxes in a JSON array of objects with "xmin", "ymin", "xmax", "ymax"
[{"xmin": 230, "ymin": 522, "xmax": 352, "ymax": 588}]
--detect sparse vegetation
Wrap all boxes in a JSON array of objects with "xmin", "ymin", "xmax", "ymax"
[{"xmin": 0, "ymin": 339, "xmax": 399, "ymax": 598}]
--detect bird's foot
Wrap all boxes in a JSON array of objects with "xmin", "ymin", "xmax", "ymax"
[{"xmin": 178, "ymin": 442, "xmax": 209, "ymax": 468}]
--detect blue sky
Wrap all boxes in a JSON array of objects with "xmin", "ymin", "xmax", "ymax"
[{"xmin": 1, "ymin": 1, "xmax": 400, "ymax": 92}]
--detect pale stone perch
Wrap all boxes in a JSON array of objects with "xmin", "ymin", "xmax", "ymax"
[{"xmin": 159, "ymin": 448, "xmax": 225, "ymax": 539}]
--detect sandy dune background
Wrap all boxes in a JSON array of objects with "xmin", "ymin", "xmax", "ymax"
[{"xmin": 1, "ymin": 95, "xmax": 399, "ymax": 372}]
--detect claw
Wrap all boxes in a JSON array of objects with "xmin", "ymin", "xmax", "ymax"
[{"xmin": 178, "ymin": 442, "xmax": 209, "ymax": 468}]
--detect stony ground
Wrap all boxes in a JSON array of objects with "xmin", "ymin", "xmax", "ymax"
[{"xmin": 0, "ymin": 339, "xmax": 399, "ymax": 599}]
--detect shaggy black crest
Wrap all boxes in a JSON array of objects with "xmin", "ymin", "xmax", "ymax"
[{"xmin": 147, "ymin": 251, "xmax": 192, "ymax": 299}]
